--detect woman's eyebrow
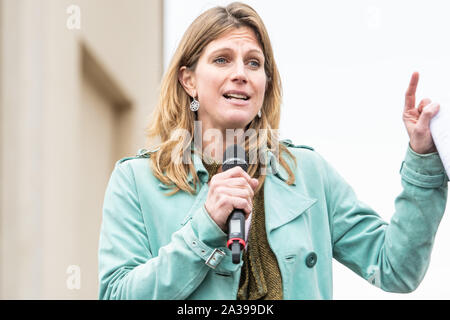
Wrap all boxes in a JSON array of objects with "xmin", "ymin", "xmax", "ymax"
[{"xmin": 208, "ymin": 47, "xmax": 264, "ymax": 57}]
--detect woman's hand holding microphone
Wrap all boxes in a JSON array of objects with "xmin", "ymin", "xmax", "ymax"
[{"xmin": 204, "ymin": 166, "xmax": 259, "ymax": 232}]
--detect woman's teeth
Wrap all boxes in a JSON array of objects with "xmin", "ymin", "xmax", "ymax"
[{"xmin": 224, "ymin": 93, "xmax": 249, "ymax": 100}]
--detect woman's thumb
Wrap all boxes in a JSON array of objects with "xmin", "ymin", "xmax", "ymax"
[{"xmin": 417, "ymin": 102, "xmax": 440, "ymax": 131}]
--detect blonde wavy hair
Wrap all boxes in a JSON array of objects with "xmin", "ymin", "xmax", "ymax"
[{"xmin": 146, "ymin": 2, "xmax": 296, "ymax": 195}]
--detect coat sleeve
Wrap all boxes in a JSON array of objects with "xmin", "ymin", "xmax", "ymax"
[
  {"xmin": 98, "ymin": 159, "xmax": 229, "ymax": 299},
  {"xmin": 322, "ymin": 145, "xmax": 448, "ymax": 293}
]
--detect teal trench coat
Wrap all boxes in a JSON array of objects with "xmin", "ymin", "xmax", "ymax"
[{"xmin": 98, "ymin": 140, "xmax": 448, "ymax": 299}]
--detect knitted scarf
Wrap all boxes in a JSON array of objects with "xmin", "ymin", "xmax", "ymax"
[{"xmin": 202, "ymin": 160, "xmax": 283, "ymax": 300}]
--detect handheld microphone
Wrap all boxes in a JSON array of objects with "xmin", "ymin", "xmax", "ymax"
[{"xmin": 222, "ymin": 144, "xmax": 248, "ymax": 264}]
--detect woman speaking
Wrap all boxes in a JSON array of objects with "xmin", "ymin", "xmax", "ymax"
[{"xmin": 98, "ymin": 2, "xmax": 448, "ymax": 299}]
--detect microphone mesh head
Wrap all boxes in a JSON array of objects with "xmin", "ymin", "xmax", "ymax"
[{"xmin": 222, "ymin": 144, "xmax": 248, "ymax": 172}]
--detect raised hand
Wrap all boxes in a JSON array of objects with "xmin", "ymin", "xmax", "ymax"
[{"xmin": 403, "ymin": 71, "xmax": 440, "ymax": 154}]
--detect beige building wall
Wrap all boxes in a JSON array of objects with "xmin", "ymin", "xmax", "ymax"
[{"xmin": 0, "ymin": 0, "xmax": 163, "ymax": 299}]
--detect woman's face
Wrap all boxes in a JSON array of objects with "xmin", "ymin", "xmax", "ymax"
[{"xmin": 180, "ymin": 27, "xmax": 267, "ymax": 132}]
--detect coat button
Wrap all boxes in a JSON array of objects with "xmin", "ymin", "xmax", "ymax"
[{"xmin": 305, "ymin": 252, "xmax": 317, "ymax": 268}]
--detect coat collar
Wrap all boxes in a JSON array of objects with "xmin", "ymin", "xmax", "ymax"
[
  {"xmin": 153, "ymin": 142, "xmax": 293, "ymax": 187},
  {"xmin": 178, "ymin": 144, "xmax": 317, "ymax": 233},
  {"xmin": 187, "ymin": 145, "xmax": 292, "ymax": 185}
]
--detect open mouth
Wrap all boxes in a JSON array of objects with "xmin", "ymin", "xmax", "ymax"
[{"xmin": 223, "ymin": 93, "xmax": 250, "ymax": 101}]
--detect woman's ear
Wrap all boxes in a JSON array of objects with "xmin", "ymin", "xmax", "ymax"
[{"xmin": 178, "ymin": 66, "xmax": 196, "ymax": 97}]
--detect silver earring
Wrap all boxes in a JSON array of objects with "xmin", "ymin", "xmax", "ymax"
[
  {"xmin": 190, "ymin": 97, "xmax": 199, "ymax": 112},
  {"xmin": 257, "ymin": 109, "xmax": 262, "ymax": 118}
]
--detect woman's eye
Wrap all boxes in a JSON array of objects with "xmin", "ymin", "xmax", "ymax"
[
  {"xmin": 214, "ymin": 57, "xmax": 227, "ymax": 64},
  {"xmin": 249, "ymin": 60, "xmax": 260, "ymax": 68},
  {"xmin": 214, "ymin": 57, "xmax": 261, "ymax": 68}
]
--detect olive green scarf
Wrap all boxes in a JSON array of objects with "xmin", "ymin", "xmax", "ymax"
[{"xmin": 202, "ymin": 160, "xmax": 283, "ymax": 300}]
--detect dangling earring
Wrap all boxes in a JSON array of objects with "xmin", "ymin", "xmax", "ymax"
[
  {"xmin": 190, "ymin": 97, "xmax": 199, "ymax": 112},
  {"xmin": 257, "ymin": 109, "xmax": 262, "ymax": 118}
]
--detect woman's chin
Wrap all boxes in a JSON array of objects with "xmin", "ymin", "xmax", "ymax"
[
  {"xmin": 220, "ymin": 110, "xmax": 255, "ymax": 128},
  {"xmin": 222, "ymin": 117, "xmax": 254, "ymax": 129}
]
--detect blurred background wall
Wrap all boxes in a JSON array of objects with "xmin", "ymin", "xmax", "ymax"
[{"xmin": 0, "ymin": 0, "xmax": 163, "ymax": 299}]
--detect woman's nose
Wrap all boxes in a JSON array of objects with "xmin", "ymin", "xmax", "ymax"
[{"xmin": 230, "ymin": 60, "xmax": 248, "ymax": 83}]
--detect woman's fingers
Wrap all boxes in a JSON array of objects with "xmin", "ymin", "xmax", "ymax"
[
  {"xmin": 216, "ymin": 185, "xmax": 253, "ymax": 204},
  {"xmin": 210, "ymin": 167, "xmax": 259, "ymax": 191},
  {"xmin": 223, "ymin": 177, "xmax": 256, "ymax": 193},
  {"xmin": 418, "ymin": 98, "xmax": 432, "ymax": 114},
  {"xmin": 416, "ymin": 102, "xmax": 440, "ymax": 135},
  {"xmin": 218, "ymin": 166, "xmax": 256, "ymax": 187},
  {"xmin": 221, "ymin": 196, "xmax": 252, "ymax": 215},
  {"xmin": 205, "ymin": 166, "xmax": 258, "ymax": 230},
  {"xmin": 404, "ymin": 71, "xmax": 419, "ymax": 114}
]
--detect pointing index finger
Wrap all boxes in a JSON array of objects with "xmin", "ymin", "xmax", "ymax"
[{"xmin": 404, "ymin": 71, "xmax": 419, "ymax": 111}]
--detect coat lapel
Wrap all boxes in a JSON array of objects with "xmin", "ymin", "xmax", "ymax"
[{"xmin": 264, "ymin": 151, "xmax": 317, "ymax": 233}]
